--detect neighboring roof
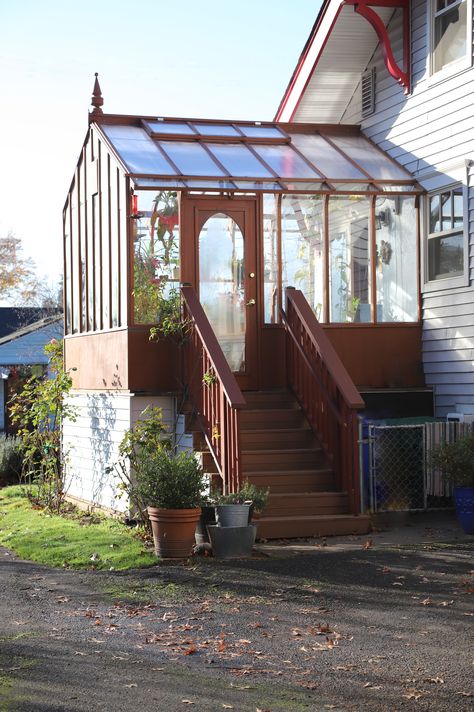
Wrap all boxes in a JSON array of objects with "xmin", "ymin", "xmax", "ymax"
[
  {"xmin": 0, "ymin": 308, "xmax": 62, "ymax": 340},
  {"xmin": 94, "ymin": 116, "xmax": 420, "ymax": 194},
  {"xmin": 0, "ymin": 316, "xmax": 63, "ymax": 366},
  {"xmin": 275, "ymin": 0, "xmax": 402, "ymax": 123}
]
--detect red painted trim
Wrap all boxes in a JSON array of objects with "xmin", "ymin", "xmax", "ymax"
[
  {"xmin": 350, "ymin": 1, "xmax": 410, "ymax": 93},
  {"xmin": 275, "ymin": 1, "xmax": 341, "ymax": 122}
]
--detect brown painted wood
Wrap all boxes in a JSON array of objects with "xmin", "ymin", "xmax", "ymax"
[
  {"xmin": 323, "ymin": 323, "xmax": 424, "ymax": 388},
  {"xmin": 181, "ymin": 194, "xmax": 259, "ymax": 391}
]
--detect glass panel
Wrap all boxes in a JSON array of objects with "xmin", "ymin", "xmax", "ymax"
[
  {"xmin": 326, "ymin": 134, "xmax": 410, "ymax": 180},
  {"xmin": 184, "ymin": 180, "xmax": 238, "ymax": 189},
  {"xmin": 133, "ymin": 178, "xmax": 185, "ymax": 188},
  {"xmin": 282, "ymin": 182, "xmax": 325, "ymax": 191},
  {"xmin": 330, "ymin": 183, "xmax": 375, "ymax": 192},
  {"xmin": 193, "ymin": 123, "xmax": 240, "ymax": 136},
  {"xmin": 79, "ymin": 164, "xmax": 87, "ymax": 331},
  {"xmin": 281, "ymin": 195, "xmax": 325, "ymax": 321},
  {"xmin": 64, "ymin": 204, "xmax": 72, "ymax": 335},
  {"xmin": 329, "ymin": 196, "xmax": 371, "ymax": 323},
  {"xmin": 159, "ymin": 141, "xmax": 224, "ymax": 176},
  {"xmin": 263, "ymin": 194, "xmax": 279, "ymax": 323},
  {"xmin": 133, "ymin": 190, "xmax": 180, "ymax": 324},
  {"xmin": 233, "ymin": 181, "xmax": 282, "ymax": 190},
  {"xmin": 429, "ymin": 194, "xmax": 440, "ymax": 232},
  {"xmin": 375, "ymin": 196, "xmax": 418, "ymax": 322},
  {"xmin": 93, "ymin": 194, "xmax": 102, "ymax": 330},
  {"xmin": 380, "ymin": 184, "xmax": 418, "ymax": 192},
  {"xmin": 199, "ymin": 214, "xmax": 245, "ymax": 372},
  {"xmin": 86, "ymin": 188, "xmax": 94, "ymax": 331},
  {"xmin": 101, "ymin": 125, "xmax": 176, "ymax": 175},
  {"xmin": 428, "ymin": 232, "xmax": 464, "ymax": 279},
  {"xmin": 71, "ymin": 202, "xmax": 80, "ymax": 333},
  {"xmin": 252, "ymin": 144, "xmax": 321, "ymax": 178},
  {"xmin": 110, "ymin": 167, "xmax": 119, "ymax": 328},
  {"xmin": 434, "ymin": 0, "xmax": 467, "ymax": 72},
  {"xmin": 289, "ymin": 133, "xmax": 366, "ymax": 179},
  {"xmin": 206, "ymin": 143, "xmax": 272, "ymax": 177},
  {"xmin": 238, "ymin": 125, "xmax": 285, "ymax": 138},
  {"xmin": 453, "ymin": 187, "xmax": 463, "ymax": 227},
  {"xmin": 143, "ymin": 121, "xmax": 195, "ymax": 135}
]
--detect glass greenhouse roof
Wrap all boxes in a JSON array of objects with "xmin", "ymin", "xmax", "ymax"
[{"xmin": 98, "ymin": 117, "xmax": 420, "ymax": 193}]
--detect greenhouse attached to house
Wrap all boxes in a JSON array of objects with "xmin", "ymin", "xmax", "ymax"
[{"xmin": 62, "ymin": 76, "xmax": 429, "ymax": 538}]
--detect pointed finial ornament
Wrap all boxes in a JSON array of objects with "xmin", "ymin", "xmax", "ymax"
[{"xmin": 90, "ymin": 73, "xmax": 103, "ymax": 121}]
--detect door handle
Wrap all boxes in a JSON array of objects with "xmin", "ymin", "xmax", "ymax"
[{"xmin": 245, "ymin": 299, "xmax": 256, "ymax": 306}]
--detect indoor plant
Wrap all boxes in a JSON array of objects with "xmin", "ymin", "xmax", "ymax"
[{"xmin": 430, "ymin": 434, "xmax": 474, "ymax": 534}]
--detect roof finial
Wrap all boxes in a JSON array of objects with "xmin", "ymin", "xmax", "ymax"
[{"xmin": 90, "ymin": 73, "xmax": 103, "ymax": 122}]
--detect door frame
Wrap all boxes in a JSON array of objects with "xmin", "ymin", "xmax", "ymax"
[{"xmin": 180, "ymin": 192, "xmax": 260, "ymax": 390}]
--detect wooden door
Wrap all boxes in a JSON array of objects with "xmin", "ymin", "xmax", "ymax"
[{"xmin": 181, "ymin": 195, "xmax": 259, "ymax": 390}]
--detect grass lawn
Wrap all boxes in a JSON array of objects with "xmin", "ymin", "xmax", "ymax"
[{"xmin": 0, "ymin": 486, "xmax": 158, "ymax": 570}]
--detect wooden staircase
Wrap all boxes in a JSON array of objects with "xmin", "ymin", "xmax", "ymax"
[
  {"xmin": 239, "ymin": 390, "xmax": 370, "ymax": 539},
  {"xmin": 190, "ymin": 389, "xmax": 371, "ymax": 539}
]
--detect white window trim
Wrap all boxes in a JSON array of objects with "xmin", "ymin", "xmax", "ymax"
[
  {"xmin": 427, "ymin": 0, "xmax": 472, "ymax": 85},
  {"xmin": 422, "ymin": 173, "xmax": 469, "ymax": 293}
]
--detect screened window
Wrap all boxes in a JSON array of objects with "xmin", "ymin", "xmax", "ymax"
[
  {"xmin": 427, "ymin": 187, "xmax": 465, "ymax": 281},
  {"xmin": 431, "ymin": 0, "xmax": 468, "ymax": 74}
]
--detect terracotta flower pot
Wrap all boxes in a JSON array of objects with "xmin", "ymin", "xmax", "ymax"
[{"xmin": 147, "ymin": 507, "xmax": 201, "ymax": 558}]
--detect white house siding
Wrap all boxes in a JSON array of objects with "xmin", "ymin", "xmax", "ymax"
[
  {"xmin": 316, "ymin": 0, "xmax": 474, "ymax": 417},
  {"xmin": 63, "ymin": 391, "xmax": 175, "ymax": 512}
]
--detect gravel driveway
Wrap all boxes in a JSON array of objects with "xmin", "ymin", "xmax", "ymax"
[{"xmin": 0, "ymin": 513, "xmax": 472, "ymax": 712}]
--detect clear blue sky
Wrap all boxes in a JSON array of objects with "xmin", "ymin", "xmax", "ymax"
[{"xmin": 0, "ymin": 0, "xmax": 319, "ymax": 290}]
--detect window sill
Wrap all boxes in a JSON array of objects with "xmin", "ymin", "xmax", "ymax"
[
  {"xmin": 426, "ymin": 56, "xmax": 472, "ymax": 89},
  {"xmin": 422, "ymin": 272, "xmax": 469, "ymax": 293}
]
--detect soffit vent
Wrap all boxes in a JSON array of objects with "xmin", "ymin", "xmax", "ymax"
[{"xmin": 361, "ymin": 67, "xmax": 376, "ymax": 119}]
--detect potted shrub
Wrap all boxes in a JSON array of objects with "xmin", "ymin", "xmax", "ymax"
[
  {"xmin": 214, "ymin": 480, "xmax": 269, "ymax": 526},
  {"xmin": 430, "ymin": 434, "xmax": 474, "ymax": 534},
  {"xmin": 115, "ymin": 407, "xmax": 206, "ymax": 557}
]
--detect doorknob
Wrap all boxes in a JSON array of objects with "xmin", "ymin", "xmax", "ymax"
[{"xmin": 246, "ymin": 299, "xmax": 256, "ymax": 306}]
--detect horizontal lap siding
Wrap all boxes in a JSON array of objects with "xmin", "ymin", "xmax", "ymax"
[
  {"xmin": 63, "ymin": 392, "xmax": 174, "ymax": 512},
  {"xmin": 341, "ymin": 0, "xmax": 474, "ymax": 417}
]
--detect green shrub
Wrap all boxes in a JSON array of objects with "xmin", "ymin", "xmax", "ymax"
[
  {"xmin": 0, "ymin": 434, "xmax": 22, "ymax": 487},
  {"xmin": 430, "ymin": 434, "xmax": 474, "ymax": 488}
]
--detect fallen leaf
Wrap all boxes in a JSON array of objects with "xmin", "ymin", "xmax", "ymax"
[
  {"xmin": 364, "ymin": 539, "xmax": 373, "ymax": 549},
  {"xmin": 403, "ymin": 689, "xmax": 424, "ymax": 700},
  {"xmin": 421, "ymin": 598, "xmax": 432, "ymax": 606},
  {"xmin": 424, "ymin": 677, "xmax": 444, "ymax": 684},
  {"xmin": 222, "ymin": 705, "xmax": 233, "ymax": 709},
  {"xmin": 182, "ymin": 700, "xmax": 195, "ymax": 705},
  {"xmin": 124, "ymin": 684, "xmax": 137, "ymax": 688}
]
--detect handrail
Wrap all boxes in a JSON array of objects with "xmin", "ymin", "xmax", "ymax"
[
  {"xmin": 181, "ymin": 285, "xmax": 246, "ymax": 493},
  {"xmin": 282, "ymin": 287, "xmax": 365, "ymax": 514}
]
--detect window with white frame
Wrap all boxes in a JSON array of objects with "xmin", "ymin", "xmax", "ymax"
[
  {"xmin": 427, "ymin": 186, "xmax": 465, "ymax": 281},
  {"xmin": 431, "ymin": 0, "xmax": 469, "ymax": 75}
]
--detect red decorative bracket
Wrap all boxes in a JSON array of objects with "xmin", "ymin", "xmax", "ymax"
[{"xmin": 344, "ymin": 0, "xmax": 410, "ymax": 94}]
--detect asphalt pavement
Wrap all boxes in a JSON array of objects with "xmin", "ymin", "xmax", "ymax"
[{"xmin": 0, "ymin": 511, "xmax": 473, "ymax": 712}]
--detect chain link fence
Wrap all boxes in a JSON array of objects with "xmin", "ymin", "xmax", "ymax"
[{"xmin": 362, "ymin": 420, "xmax": 473, "ymax": 513}]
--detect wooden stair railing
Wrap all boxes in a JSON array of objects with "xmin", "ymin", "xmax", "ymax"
[
  {"xmin": 281, "ymin": 287, "xmax": 365, "ymax": 515},
  {"xmin": 181, "ymin": 285, "xmax": 246, "ymax": 494}
]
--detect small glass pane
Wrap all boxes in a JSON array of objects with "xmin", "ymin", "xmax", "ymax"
[
  {"xmin": 199, "ymin": 214, "xmax": 245, "ymax": 372},
  {"xmin": 233, "ymin": 181, "xmax": 282, "ymax": 190},
  {"xmin": 159, "ymin": 141, "xmax": 224, "ymax": 176},
  {"xmin": 133, "ymin": 178, "xmax": 185, "ymax": 188},
  {"xmin": 429, "ymin": 194, "xmax": 440, "ymax": 232},
  {"xmin": 238, "ymin": 125, "xmax": 284, "ymax": 138},
  {"xmin": 184, "ymin": 180, "xmax": 238, "ymax": 189},
  {"xmin": 263, "ymin": 194, "xmax": 279, "ymax": 323},
  {"xmin": 289, "ymin": 133, "xmax": 366, "ymax": 179},
  {"xmin": 252, "ymin": 144, "xmax": 321, "ymax": 179},
  {"xmin": 193, "ymin": 124, "xmax": 240, "ymax": 136},
  {"xmin": 441, "ymin": 192, "xmax": 452, "ymax": 230},
  {"xmin": 133, "ymin": 190, "xmax": 180, "ymax": 324},
  {"xmin": 376, "ymin": 196, "xmax": 417, "ymax": 322},
  {"xmin": 428, "ymin": 232, "xmax": 464, "ymax": 280},
  {"xmin": 206, "ymin": 143, "xmax": 273, "ymax": 177},
  {"xmin": 282, "ymin": 182, "xmax": 325, "ymax": 191},
  {"xmin": 329, "ymin": 196, "xmax": 371, "ymax": 323},
  {"xmin": 143, "ymin": 121, "xmax": 195, "ymax": 135},
  {"xmin": 453, "ymin": 187, "xmax": 463, "ymax": 227},
  {"xmin": 434, "ymin": 0, "xmax": 467, "ymax": 72},
  {"xmin": 281, "ymin": 195, "xmax": 325, "ymax": 321},
  {"xmin": 327, "ymin": 134, "xmax": 410, "ymax": 180}
]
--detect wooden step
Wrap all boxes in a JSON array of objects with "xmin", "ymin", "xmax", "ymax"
[
  {"xmin": 245, "ymin": 469, "xmax": 334, "ymax": 493},
  {"xmin": 263, "ymin": 492, "xmax": 350, "ymax": 517},
  {"xmin": 243, "ymin": 390, "xmax": 299, "ymax": 410},
  {"xmin": 241, "ymin": 428, "xmax": 315, "ymax": 450},
  {"xmin": 240, "ymin": 408, "xmax": 305, "ymax": 429},
  {"xmin": 242, "ymin": 448, "xmax": 325, "ymax": 471},
  {"xmin": 256, "ymin": 514, "xmax": 371, "ymax": 539}
]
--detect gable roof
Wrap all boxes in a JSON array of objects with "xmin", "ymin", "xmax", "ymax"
[
  {"xmin": 0, "ymin": 308, "xmax": 62, "ymax": 340},
  {"xmin": 275, "ymin": 0, "xmax": 406, "ymax": 123},
  {"xmin": 0, "ymin": 316, "xmax": 63, "ymax": 366}
]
